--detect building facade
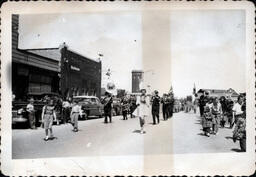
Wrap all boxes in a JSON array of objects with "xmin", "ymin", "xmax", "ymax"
[
  {"xmin": 197, "ymin": 88, "xmax": 240, "ymax": 100},
  {"xmin": 60, "ymin": 45, "xmax": 101, "ymax": 98},
  {"xmin": 131, "ymin": 70, "xmax": 143, "ymax": 93},
  {"xmin": 12, "ymin": 15, "xmax": 102, "ymax": 100},
  {"xmin": 12, "ymin": 15, "xmax": 60, "ymax": 100}
]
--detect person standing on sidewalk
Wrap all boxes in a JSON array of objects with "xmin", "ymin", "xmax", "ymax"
[
  {"xmin": 233, "ymin": 98, "xmax": 246, "ymax": 152},
  {"xmin": 26, "ymin": 98, "xmax": 36, "ymax": 129},
  {"xmin": 62, "ymin": 98, "xmax": 71, "ymax": 124},
  {"xmin": 211, "ymin": 97, "xmax": 222, "ymax": 135},
  {"xmin": 70, "ymin": 100, "xmax": 80, "ymax": 132},
  {"xmin": 129, "ymin": 95, "xmax": 137, "ymax": 118},
  {"xmin": 41, "ymin": 99, "xmax": 56, "ymax": 141},
  {"xmin": 199, "ymin": 92, "xmax": 209, "ymax": 117},
  {"xmin": 226, "ymin": 98, "xmax": 234, "ymax": 128},
  {"xmin": 151, "ymin": 90, "xmax": 161, "ymax": 124},
  {"xmin": 232, "ymin": 96, "xmax": 244, "ymax": 127},
  {"xmin": 202, "ymin": 106, "xmax": 212, "ymax": 137},
  {"xmin": 103, "ymin": 92, "xmax": 113, "ymax": 123}
]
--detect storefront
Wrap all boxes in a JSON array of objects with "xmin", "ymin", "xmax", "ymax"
[{"xmin": 12, "ymin": 14, "xmax": 102, "ymax": 101}]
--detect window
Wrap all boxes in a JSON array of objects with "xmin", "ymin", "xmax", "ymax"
[
  {"xmin": 28, "ymin": 74, "xmax": 52, "ymax": 93},
  {"xmin": 91, "ymin": 98, "xmax": 97, "ymax": 103}
]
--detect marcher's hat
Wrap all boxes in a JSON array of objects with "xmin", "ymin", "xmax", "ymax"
[
  {"xmin": 28, "ymin": 98, "xmax": 34, "ymax": 102},
  {"xmin": 140, "ymin": 88, "xmax": 146, "ymax": 93},
  {"xmin": 105, "ymin": 91, "xmax": 110, "ymax": 96},
  {"xmin": 154, "ymin": 90, "xmax": 159, "ymax": 94}
]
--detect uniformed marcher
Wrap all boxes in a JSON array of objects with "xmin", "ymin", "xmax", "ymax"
[
  {"xmin": 26, "ymin": 98, "xmax": 36, "ymax": 129},
  {"xmin": 167, "ymin": 93, "xmax": 174, "ymax": 118},
  {"xmin": 70, "ymin": 99, "xmax": 81, "ymax": 132},
  {"xmin": 103, "ymin": 92, "xmax": 113, "ymax": 123},
  {"xmin": 151, "ymin": 90, "xmax": 161, "ymax": 124},
  {"xmin": 121, "ymin": 94, "xmax": 130, "ymax": 120},
  {"xmin": 161, "ymin": 94, "xmax": 169, "ymax": 120},
  {"xmin": 41, "ymin": 98, "xmax": 56, "ymax": 141}
]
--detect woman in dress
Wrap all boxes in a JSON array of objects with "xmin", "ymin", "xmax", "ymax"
[
  {"xmin": 211, "ymin": 97, "xmax": 222, "ymax": 135},
  {"xmin": 136, "ymin": 89, "xmax": 150, "ymax": 134},
  {"xmin": 41, "ymin": 98, "xmax": 56, "ymax": 141},
  {"xmin": 202, "ymin": 106, "xmax": 212, "ymax": 137}
]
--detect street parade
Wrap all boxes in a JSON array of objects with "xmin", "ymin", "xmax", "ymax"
[
  {"xmin": 13, "ymin": 84, "xmax": 247, "ymax": 153},
  {"xmin": 10, "ymin": 13, "xmax": 249, "ymax": 161}
]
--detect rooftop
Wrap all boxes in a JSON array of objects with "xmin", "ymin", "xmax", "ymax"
[
  {"xmin": 20, "ymin": 43, "xmax": 100, "ymax": 62},
  {"xmin": 25, "ymin": 48, "xmax": 61, "ymax": 61}
]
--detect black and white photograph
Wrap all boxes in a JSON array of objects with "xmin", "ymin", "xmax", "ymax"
[{"xmin": 1, "ymin": 1, "xmax": 255, "ymax": 176}]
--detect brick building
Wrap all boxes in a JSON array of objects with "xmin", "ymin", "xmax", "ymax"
[{"xmin": 12, "ymin": 15, "xmax": 102, "ymax": 100}]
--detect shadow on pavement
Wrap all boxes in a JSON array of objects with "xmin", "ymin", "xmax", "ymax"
[
  {"xmin": 132, "ymin": 130, "xmax": 141, "ymax": 133},
  {"xmin": 197, "ymin": 132, "xmax": 206, "ymax": 136},
  {"xmin": 225, "ymin": 136, "xmax": 233, "ymax": 140},
  {"xmin": 231, "ymin": 148, "xmax": 243, "ymax": 152}
]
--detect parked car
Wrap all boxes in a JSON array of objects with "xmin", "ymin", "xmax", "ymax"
[
  {"xmin": 12, "ymin": 100, "xmax": 29, "ymax": 127},
  {"xmin": 12, "ymin": 92, "xmax": 62, "ymax": 127},
  {"xmin": 72, "ymin": 95, "xmax": 104, "ymax": 119}
]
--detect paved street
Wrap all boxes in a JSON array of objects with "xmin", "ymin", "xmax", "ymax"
[{"xmin": 12, "ymin": 110, "xmax": 241, "ymax": 159}]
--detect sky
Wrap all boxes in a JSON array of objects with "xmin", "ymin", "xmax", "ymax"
[
  {"xmin": 19, "ymin": 10, "xmax": 246, "ymax": 97},
  {"xmin": 170, "ymin": 10, "xmax": 245, "ymax": 97},
  {"xmin": 19, "ymin": 12, "xmax": 142, "ymax": 92}
]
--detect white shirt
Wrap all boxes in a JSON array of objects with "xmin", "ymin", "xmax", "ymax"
[
  {"xmin": 206, "ymin": 103, "xmax": 213, "ymax": 109},
  {"xmin": 71, "ymin": 104, "xmax": 81, "ymax": 113},
  {"xmin": 26, "ymin": 103, "xmax": 34, "ymax": 112},
  {"xmin": 62, "ymin": 101, "xmax": 70, "ymax": 108},
  {"xmin": 232, "ymin": 102, "xmax": 243, "ymax": 115}
]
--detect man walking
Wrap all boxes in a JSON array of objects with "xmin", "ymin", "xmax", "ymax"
[
  {"xmin": 103, "ymin": 92, "xmax": 113, "ymax": 123},
  {"xmin": 27, "ymin": 98, "xmax": 36, "ymax": 129},
  {"xmin": 62, "ymin": 98, "xmax": 71, "ymax": 124},
  {"xmin": 70, "ymin": 99, "xmax": 81, "ymax": 132},
  {"xmin": 161, "ymin": 94, "xmax": 168, "ymax": 120},
  {"xmin": 121, "ymin": 93, "xmax": 129, "ymax": 120},
  {"xmin": 151, "ymin": 90, "xmax": 161, "ymax": 124}
]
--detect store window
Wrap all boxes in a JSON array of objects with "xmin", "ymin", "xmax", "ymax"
[{"xmin": 28, "ymin": 74, "xmax": 52, "ymax": 93}]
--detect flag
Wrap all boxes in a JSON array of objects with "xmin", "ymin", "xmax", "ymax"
[{"xmin": 193, "ymin": 83, "xmax": 196, "ymax": 95}]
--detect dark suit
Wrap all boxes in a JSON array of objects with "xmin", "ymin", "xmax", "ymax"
[
  {"xmin": 151, "ymin": 95, "xmax": 160, "ymax": 124},
  {"xmin": 161, "ymin": 97, "xmax": 168, "ymax": 120},
  {"xmin": 103, "ymin": 96, "xmax": 113, "ymax": 123}
]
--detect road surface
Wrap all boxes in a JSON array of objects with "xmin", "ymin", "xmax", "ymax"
[{"xmin": 12, "ymin": 111, "xmax": 241, "ymax": 159}]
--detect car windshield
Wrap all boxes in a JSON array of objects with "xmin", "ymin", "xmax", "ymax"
[{"xmin": 73, "ymin": 97, "xmax": 91, "ymax": 103}]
